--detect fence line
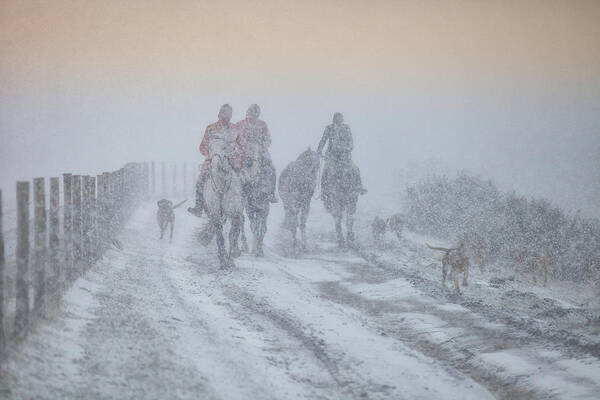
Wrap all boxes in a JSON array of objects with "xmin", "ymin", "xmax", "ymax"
[
  {"xmin": 0, "ymin": 190, "xmax": 5, "ymax": 350},
  {"xmin": 14, "ymin": 182, "xmax": 29, "ymax": 339},
  {"xmin": 0, "ymin": 160, "xmax": 197, "ymax": 356},
  {"xmin": 147, "ymin": 160, "xmax": 196, "ymax": 199},
  {"xmin": 0, "ymin": 163, "xmax": 149, "ymax": 357}
]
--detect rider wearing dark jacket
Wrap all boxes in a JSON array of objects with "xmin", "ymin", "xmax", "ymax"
[{"xmin": 317, "ymin": 112, "xmax": 366, "ymax": 201}]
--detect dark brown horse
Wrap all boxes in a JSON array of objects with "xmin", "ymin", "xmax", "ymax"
[
  {"xmin": 321, "ymin": 154, "xmax": 364, "ymax": 248},
  {"xmin": 241, "ymin": 141, "xmax": 274, "ymax": 257},
  {"xmin": 278, "ymin": 147, "xmax": 321, "ymax": 255}
]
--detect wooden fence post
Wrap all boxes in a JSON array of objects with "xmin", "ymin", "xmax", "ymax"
[
  {"xmin": 110, "ymin": 171, "xmax": 118, "ymax": 233},
  {"xmin": 72, "ymin": 175, "xmax": 82, "ymax": 277},
  {"xmin": 102, "ymin": 172, "xmax": 110, "ymax": 245},
  {"xmin": 15, "ymin": 182, "xmax": 30, "ymax": 337},
  {"xmin": 81, "ymin": 176, "xmax": 90, "ymax": 267},
  {"xmin": 117, "ymin": 169, "xmax": 124, "ymax": 228},
  {"xmin": 0, "ymin": 189, "xmax": 5, "ymax": 350},
  {"xmin": 161, "ymin": 161, "xmax": 166, "ymax": 196},
  {"xmin": 151, "ymin": 161, "xmax": 156, "ymax": 197},
  {"xmin": 33, "ymin": 178, "xmax": 47, "ymax": 318},
  {"xmin": 89, "ymin": 176, "xmax": 97, "ymax": 262},
  {"xmin": 63, "ymin": 174, "xmax": 72, "ymax": 285},
  {"xmin": 49, "ymin": 178, "xmax": 60, "ymax": 302},
  {"xmin": 143, "ymin": 162, "xmax": 150, "ymax": 200},
  {"xmin": 183, "ymin": 161, "xmax": 187, "ymax": 196},
  {"xmin": 172, "ymin": 163, "xmax": 177, "ymax": 196},
  {"xmin": 97, "ymin": 174, "xmax": 104, "ymax": 255},
  {"xmin": 107, "ymin": 172, "xmax": 114, "ymax": 236}
]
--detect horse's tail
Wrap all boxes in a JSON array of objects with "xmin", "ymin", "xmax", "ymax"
[
  {"xmin": 198, "ymin": 222, "xmax": 216, "ymax": 246},
  {"xmin": 313, "ymin": 157, "xmax": 324, "ymax": 200}
]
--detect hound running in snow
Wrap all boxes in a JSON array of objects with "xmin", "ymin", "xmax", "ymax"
[
  {"xmin": 156, "ymin": 199, "xmax": 186, "ymax": 241},
  {"xmin": 426, "ymin": 242, "xmax": 470, "ymax": 294}
]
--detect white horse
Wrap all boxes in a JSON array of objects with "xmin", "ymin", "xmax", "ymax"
[{"xmin": 201, "ymin": 137, "xmax": 243, "ymax": 268}]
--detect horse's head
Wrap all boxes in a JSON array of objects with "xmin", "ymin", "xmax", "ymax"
[
  {"xmin": 297, "ymin": 146, "xmax": 320, "ymax": 176},
  {"xmin": 245, "ymin": 141, "xmax": 265, "ymax": 179}
]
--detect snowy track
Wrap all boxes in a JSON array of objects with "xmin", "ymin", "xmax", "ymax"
[{"xmin": 2, "ymin": 202, "xmax": 600, "ymax": 399}]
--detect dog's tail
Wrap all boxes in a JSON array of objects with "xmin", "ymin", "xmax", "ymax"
[
  {"xmin": 172, "ymin": 199, "xmax": 187, "ymax": 209},
  {"xmin": 426, "ymin": 243, "xmax": 452, "ymax": 252}
]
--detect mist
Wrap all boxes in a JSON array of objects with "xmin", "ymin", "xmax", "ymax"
[
  {"xmin": 1, "ymin": 0, "xmax": 599, "ymax": 216},
  {"xmin": 4, "ymin": 2, "xmax": 600, "ymax": 398}
]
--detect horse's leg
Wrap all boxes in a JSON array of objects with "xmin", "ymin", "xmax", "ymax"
[
  {"xmin": 442, "ymin": 259, "xmax": 448, "ymax": 289},
  {"xmin": 453, "ymin": 267, "xmax": 461, "ymax": 294},
  {"xmin": 215, "ymin": 222, "xmax": 227, "ymax": 268},
  {"xmin": 333, "ymin": 210, "xmax": 344, "ymax": 248},
  {"xmin": 287, "ymin": 207, "xmax": 299, "ymax": 256},
  {"xmin": 346, "ymin": 194, "xmax": 359, "ymax": 248},
  {"xmin": 159, "ymin": 220, "xmax": 166, "ymax": 239},
  {"xmin": 229, "ymin": 214, "xmax": 241, "ymax": 260},
  {"xmin": 169, "ymin": 219, "xmax": 174, "ymax": 242},
  {"xmin": 346, "ymin": 211, "xmax": 355, "ymax": 248},
  {"xmin": 299, "ymin": 202, "xmax": 310, "ymax": 252},
  {"xmin": 247, "ymin": 210, "xmax": 259, "ymax": 257},
  {"xmin": 257, "ymin": 204, "xmax": 269, "ymax": 257},
  {"xmin": 249, "ymin": 209, "xmax": 263, "ymax": 257},
  {"xmin": 255, "ymin": 206, "xmax": 268, "ymax": 257},
  {"xmin": 240, "ymin": 213, "xmax": 249, "ymax": 253}
]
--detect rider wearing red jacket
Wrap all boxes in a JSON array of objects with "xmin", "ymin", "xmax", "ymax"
[
  {"xmin": 188, "ymin": 104, "xmax": 242, "ymax": 217},
  {"xmin": 234, "ymin": 104, "xmax": 278, "ymax": 203}
]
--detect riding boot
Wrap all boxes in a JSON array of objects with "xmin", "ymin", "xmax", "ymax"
[
  {"xmin": 187, "ymin": 189, "xmax": 204, "ymax": 217},
  {"xmin": 352, "ymin": 164, "xmax": 368, "ymax": 195},
  {"xmin": 188, "ymin": 174, "xmax": 207, "ymax": 217}
]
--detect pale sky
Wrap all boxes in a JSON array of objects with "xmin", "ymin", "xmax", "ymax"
[{"xmin": 1, "ymin": 0, "xmax": 599, "ymax": 214}]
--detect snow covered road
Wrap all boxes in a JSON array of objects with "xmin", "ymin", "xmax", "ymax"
[{"xmin": 2, "ymin": 201, "xmax": 599, "ymax": 399}]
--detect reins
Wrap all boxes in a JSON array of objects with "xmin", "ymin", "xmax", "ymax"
[{"xmin": 209, "ymin": 154, "xmax": 232, "ymax": 195}]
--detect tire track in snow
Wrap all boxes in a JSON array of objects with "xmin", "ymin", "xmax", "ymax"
[
  {"xmin": 264, "ymin": 246, "xmax": 539, "ymax": 399},
  {"xmin": 357, "ymin": 246, "xmax": 600, "ymax": 357}
]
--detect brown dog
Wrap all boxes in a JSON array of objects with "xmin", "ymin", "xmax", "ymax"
[
  {"xmin": 461, "ymin": 231, "xmax": 486, "ymax": 271},
  {"xmin": 157, "ymin": 199, "xmax": 186, "ymax": 241},
  {"xmin": 426, "ymin": 242, "xmax": 469, "ymax": 294},
  {"xmin": 588, "ymin": 257, "xmax": 600, "ymax": 295}
]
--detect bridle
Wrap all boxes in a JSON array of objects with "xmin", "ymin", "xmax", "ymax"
[{"xmin": 209, "ymin": 153, "xmax": 232, "ymax": 195}]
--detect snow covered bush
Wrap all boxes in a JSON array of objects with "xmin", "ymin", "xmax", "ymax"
[{"xmin": 405, "ymin": 173, "xmax": 600, "ymax": 282}]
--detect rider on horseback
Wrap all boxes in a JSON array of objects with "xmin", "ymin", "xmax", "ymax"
[
  {"xmin": 317, "ymin": 112, "xmax": 367, "ymax": 201},
  {"xmin": 188, "ymin": 104, "xmax": 243, "ymax": 217},
  {"xmin": 235, "ymin": 104, "xmax": 278, "ymax": 203}
]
